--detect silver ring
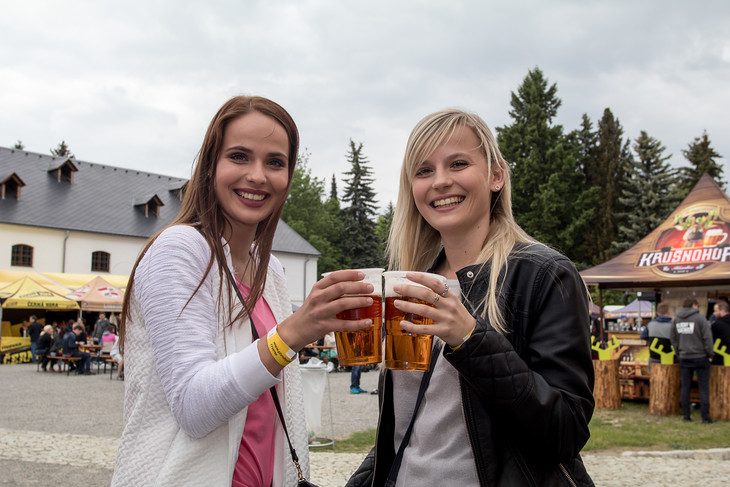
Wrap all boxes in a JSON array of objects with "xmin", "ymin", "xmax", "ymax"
[
  {"xmin": 440, "ymin": 284, "xmax": 449, "ymax": 297},
  {"xmin": 433, "ymin": 293, "xmax": 440, "ymax": 306}
]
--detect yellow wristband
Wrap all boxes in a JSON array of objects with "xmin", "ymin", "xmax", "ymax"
[
  {"xmin": 451, "ymin": 324, "xmax": 476, "ymax": 351},
  {"xmin": 267, "ymin": 327, "xmax": 296, "ymax": 367}
]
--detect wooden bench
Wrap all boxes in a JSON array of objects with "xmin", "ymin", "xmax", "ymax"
[{"xmin": 51, "ymin": 355, "xmax": 82, "ymax": 375}]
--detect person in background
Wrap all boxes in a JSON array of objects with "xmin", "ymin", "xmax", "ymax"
[
  {"xmin": 671, "ymin": 298, "xmax": 714, "ymax": 423},
  {"xmin": 110, "ymin": 329, "xmax": 124, "ymax": 380},
  {"xmin": 350, "ymin": 365, "xmax": 366, "ymax": 394},
  {"xmin": 62, "ymin": 323, "xmax": 94, "ymax": 375},
  {"xmin": 92, "ymin": 313, "xmax": 111, "ymax": 345},
  {"xmin": 113, "ymin": 95, "xmax": 374, "ymax": 487},
  {"xmin": 75, "ymin": 318, "xmax": 88, "ymax": 344},
  {"xmin": 27, "ymin": 315, "xmax": 43, "ymax": 363},
  {"xmin": 641, "ymin": 303, "xmax": 674, "ymax": 368},
  {"xmin": 37, "ymin": 324, "xmax": 54, "ymax": 371},
  {"xmin": 348, "ymin": 108, "xmax": 594, "ymax": 486},
  {"xmin": 711, "ymin": 300, "xmax": 730, "ymax": 365}
]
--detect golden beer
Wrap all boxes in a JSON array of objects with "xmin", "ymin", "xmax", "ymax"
[
  {"xmin": 384, "ymin": 297, "xmax": 434, "ymax": 371},
  {"xmin": 334, "ymin": 296, "xmax": 383, "ymax": 366}
]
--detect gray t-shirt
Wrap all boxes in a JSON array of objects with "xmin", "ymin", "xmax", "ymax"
[{"xmin": 391, "ymin": 278, "xmax": 479, "ymax": 486}]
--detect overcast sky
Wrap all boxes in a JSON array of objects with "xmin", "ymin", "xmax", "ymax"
[{"xmin": 2, "ymin": 0, "xmax": 729, "ymax": 211}]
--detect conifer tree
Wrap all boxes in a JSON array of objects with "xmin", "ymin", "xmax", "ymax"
[
  {"xmin": 677, "ymin": 131, "xmax": 724, "ymax": 194},
  {"xmin": 496, "ymin": 67, "xmax": 590, "ymax": 258},
  {"xmin": 613, "ymin": 131, "xmax": 676, "ymax": 254},
  {"xmin": 13, "ymin": 140, "xmax": 24, "ymax": 150},
  {"xmin": 582, "ymin": 108, "xmax": 632, "ymax": 264},
  {"xmin": 50, "ymin": 140, "xmax": 73, "ymax": 157},
  {"xmin": 340, "ymin": 140, "xmax": 380, "ymax": 268}
]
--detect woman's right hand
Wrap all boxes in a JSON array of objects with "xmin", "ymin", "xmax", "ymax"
[{"xmin": 275, "ymin": 269, "xmax": 375, "ymax": 355}]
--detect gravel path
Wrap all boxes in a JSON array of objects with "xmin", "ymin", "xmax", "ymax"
[{"xmin": 1, "ymin": 363, "xmax": 728, "ymax": 486}]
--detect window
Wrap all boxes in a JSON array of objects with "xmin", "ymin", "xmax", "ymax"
[
  {"xmin": 11, "ymin": 244, "xmax": 33, "ymax": 267},
  {"xmin": 1, "ymin": 173, "xmax": 25, "ymax": 199},
  {"xmin": 91, "ymin": 251, "xmax": 110, "ymax": 272}
]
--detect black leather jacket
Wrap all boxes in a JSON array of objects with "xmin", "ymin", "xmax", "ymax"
[{"xmin": 369, "ymin": 243, "xmax": 595, "ymax": 487}]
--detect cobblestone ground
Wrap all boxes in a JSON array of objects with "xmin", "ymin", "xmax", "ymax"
[{"xmin": 1, "ymin": 363, "xmax": 729, "ymax": 486}]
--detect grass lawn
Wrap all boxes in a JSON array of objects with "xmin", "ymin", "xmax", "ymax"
[{"xmin": 334, "ymin": 401, "xmax": 730, "ymax": 454}]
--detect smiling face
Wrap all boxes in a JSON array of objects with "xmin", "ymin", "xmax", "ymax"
[
  {"xmin": 411, "ymin": 125, "xmax": 503, "ymax": 241},
  {"xmin": 214, "ymin": 111, "xmax": 290, "ymax": 240}
]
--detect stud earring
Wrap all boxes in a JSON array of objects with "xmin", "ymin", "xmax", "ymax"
[{"xmin": 494, "ymin": 185, "xmax": 501, "ymax": 191}]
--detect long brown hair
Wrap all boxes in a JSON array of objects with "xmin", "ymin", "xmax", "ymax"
[{"xmin": 119, "ymin": 96, "xmax": 299, "ymax": 350}]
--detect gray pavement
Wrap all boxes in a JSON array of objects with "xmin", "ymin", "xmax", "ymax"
[{"xmin": 1, "ymin": 363, "xmax": 729, "ymax": 486}]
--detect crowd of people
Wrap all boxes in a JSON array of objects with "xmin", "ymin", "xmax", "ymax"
[{"xmin": 21, "ymin": 312, "xmax": 124, "ymax": 378}]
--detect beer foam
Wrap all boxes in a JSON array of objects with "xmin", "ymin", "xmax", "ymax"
[{"xmin": 383, "ymin": 271, "xmax": 446, "ymax": 297}]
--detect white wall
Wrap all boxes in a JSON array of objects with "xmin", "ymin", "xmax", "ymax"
[
  {"xmin": 1, "ymin": 223, "xmax": 319, "ymax": 303},
  {"xmin": 276, "ymin": 252, "xmax": 319, "ymax": 306}
]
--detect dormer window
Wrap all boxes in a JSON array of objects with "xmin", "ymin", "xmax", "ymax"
[
  {"xmin": 47, "ymin": 157, "xmax": 78, "ymax": 183},
  {"xmin": 134, "ymin": 194, "xmax": 164, "ymax": 217},
  {"xmin": 169, "ymin": 180, "xmax": 187, "ymax": 201},
  {"xmin": 1, "ymin": 173, "xmax": 25, "ymax": 199}
]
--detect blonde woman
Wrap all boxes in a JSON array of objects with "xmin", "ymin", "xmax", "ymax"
[{"xmin": 350, "ymin": 109, "xmax": 594, "ymax": 486}]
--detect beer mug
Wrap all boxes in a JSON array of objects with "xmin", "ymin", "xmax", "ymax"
[
  {"xmin": 326, "ymin": 268, "xmax": 383, "ymax": 366},
  {"xmin": 383, "ymin": 271, "xmax": 447, "ymax": 371}
]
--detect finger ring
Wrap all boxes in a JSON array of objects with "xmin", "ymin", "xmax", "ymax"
[
  {"xmin": 440, "ymin": 284, "xmax": 449, "ymax": 297},
  {"xmin": 433, "ymin": 293, "xmax": 440, "ymax": 306}
]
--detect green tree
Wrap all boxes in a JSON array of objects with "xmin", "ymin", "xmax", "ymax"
[
  {"xmin": 50, "ymin": 140, "xmax": 73, "ymax": 157},
  {"xmin": 374, "ymin": 202, "xmax": 394, "ymax": 268},
  {"xmin": 340, "ymin": 140, "xmax": 380, "ymax": 268},
  {"xmin": 496, "ymin": 67, "xmax": 591, "ymax": 259},
  {"xmin": 582, "ymin": 108, "xmax": 632, "ymax": 265},
  {"xmin": 13, "ymin": 140, "xmax": 24, "ymax": 150},
  {"xmin": 613, "ymin": 131, "xmax": 676, "ymax": 254},
  {"xmin": 676, "ymin": 131, "xmax": 724, "ymax": 195},
  {"xmin": 281, "ymin": 151, "xmax": 345, "ymax": 275}
]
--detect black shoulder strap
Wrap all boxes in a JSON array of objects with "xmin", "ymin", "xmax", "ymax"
[
  {"xmin": 385, "ymin": 340, "xmax": 443, "ymax": 485},
  {"xmin": 224, "ymin": 266, "xmax": 307, "ymax": 483}
]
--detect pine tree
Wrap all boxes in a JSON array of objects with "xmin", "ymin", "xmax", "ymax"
[
  {"xmin": 496, "ymin": 67, "xmax": 590, "ymax": 258},
  {"xmin": 50, "ymin": 140, "xmax": 73, "ymax": 158},
  {"xmin": 13, "ymin": 140, "xmax": 24, "ymax": 150},
  {"xmin": 582, "ymin": 108, "xmax": 632, "ymax": 264},
  {"xmin": 613, "ymin": 131, "xmax": 676, "ymax": 253},
  {"xmin": 677, "ymin": 131, "xmax": 724, "ymax": 194},
  {"xmin": 340, "ymin": 140, "xmax": 380, "ymax": 269}
]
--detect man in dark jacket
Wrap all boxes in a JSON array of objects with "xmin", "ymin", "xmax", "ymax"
[
  {"xmin": 27, "ymin": 315, "xmax": 43, "ymax": 363},
  {"xmin": 641, "ymin": 303, "xmax": 674, "ymax": 366},
  {"xmin": 670, "ymin": 298, "xmax": 714, "ymax": 423},
  {"xmin": 711, "ymin": 300, "xmax": 730, "ymax": 365},
  {"xmin": 62, "ymin": 323, "xmax": 94, "ymax": 375},
  {"xmin": 92, "ymin": 313, "xmax": 110, "ymax": 345}
]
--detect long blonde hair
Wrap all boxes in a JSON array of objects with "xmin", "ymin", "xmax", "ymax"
[{"xmin": 387, "ymin": 109, "xmax": 535, "ymax": 334}]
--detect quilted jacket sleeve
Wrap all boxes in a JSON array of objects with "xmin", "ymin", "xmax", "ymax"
[{"xmin": 445, "ymin": 251, "xmax": 594, "ymax": 464}]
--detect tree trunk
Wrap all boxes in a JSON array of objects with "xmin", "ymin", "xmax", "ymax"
[
  {"xmin": 593, "ymin": 359, "xmax": 621, "ymax": 410},
  {"xmin": 649, "ymin": 363, "xmax": 680, "ymax": 416},
  {"xmin": 710, "ymin": 365, "xmax": 730, "ymax": 421}
]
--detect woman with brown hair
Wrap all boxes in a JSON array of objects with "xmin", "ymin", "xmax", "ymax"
[{"xmin": 113, "ymin": 95, "xmax": 375, "ymax": 486}]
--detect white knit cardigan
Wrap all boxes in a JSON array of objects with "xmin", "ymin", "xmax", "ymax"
[{"xmin": 112, "ymin": 225, "xmax": 309, "ymax": 486}]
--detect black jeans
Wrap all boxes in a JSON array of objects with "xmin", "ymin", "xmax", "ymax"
[{"xmin": 680, "ymin": 357, "xmax": 711, "ymax": 420}]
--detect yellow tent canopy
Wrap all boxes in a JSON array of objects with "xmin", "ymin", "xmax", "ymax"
[
  {"xmin": 0, "ymin": 270, "xmax": 72, "ymax": 296},
  {"xmin": 42, "ymin": 272, "xmax": 129, "ymax": 291},
  {"xmin": 65, "ymin": 276, "xmax": 124, "ymax": 312},
  {"xmin": 0, "ymin": 277, "xmax": 79, "ymax": 310}
]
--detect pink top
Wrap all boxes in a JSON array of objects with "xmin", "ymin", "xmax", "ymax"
[
  {"xmin": 231, "ymin": 279, "xmax": 278, "ymax": 487},
  {"xmin": 102, "ymin": 333, "xmax": 116, "ymax": 343}
]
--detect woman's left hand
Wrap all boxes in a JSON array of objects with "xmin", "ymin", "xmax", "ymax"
[{"xmin": 393, "ymin": 272, "xmax": 477, "ymax": 349}]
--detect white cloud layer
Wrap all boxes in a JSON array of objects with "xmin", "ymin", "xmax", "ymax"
[{"xmin": 2, "ymin": 0, "xmax": 729, "ymax": 209}]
